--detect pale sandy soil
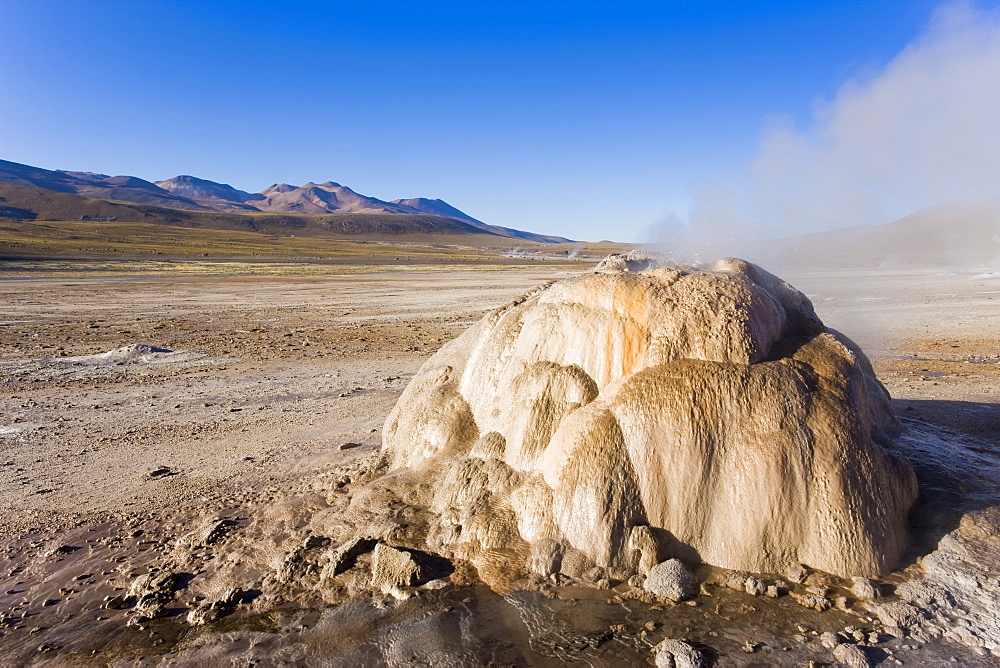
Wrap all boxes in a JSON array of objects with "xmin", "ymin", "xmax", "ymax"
[
  {"xmin": 0, "ymin": 262, "xmax": 998, "ymax": 665},
  {"xmin": 0, "ymin": 267, "xmax": 581, "ymax": 532}
]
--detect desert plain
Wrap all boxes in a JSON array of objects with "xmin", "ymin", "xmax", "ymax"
[{"xmin": 1, "ymin": 255, "xmax": 999, "ymax": 666}]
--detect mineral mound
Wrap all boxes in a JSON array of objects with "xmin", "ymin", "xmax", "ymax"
[{"xmin": 383, "ymin": 256, "xmax": 918, "ymax": 580}]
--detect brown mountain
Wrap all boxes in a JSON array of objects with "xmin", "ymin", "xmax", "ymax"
[
  {"xmin": 0, "ymin": 181, "xmax": 509, "ymax": 240},
  {"xmin": 253, "ymin": 182, "xmax": 418, "ymax": 215},
  {"xmin": 0, "ymin": 158, "xmax": 570, "ymax": 242},
  {"xmin": 0, "ymin": 159, "xmax": 211, "ymax": 210},
  {"xmin": 153, "ymin": 175, "xmax": 262, "ymax": 210}
]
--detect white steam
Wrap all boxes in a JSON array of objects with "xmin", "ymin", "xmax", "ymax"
[{"xmin": 652, "ymin": 1, "xmax": 1000, "ymax": 259}]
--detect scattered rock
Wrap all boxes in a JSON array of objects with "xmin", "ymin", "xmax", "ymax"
[
  {"xmin": 820, "ymin": 631, "xmax": 840, "ymax": 649},
  {"xmin": 833, "ymin": 643, "xmax": 872, "ymax": 667},
  {"xmin": 851, "ymin": 577, "xmax": 881, "ymax": 600},
  {"xmin": 323, "ymin": 536, "xmax": 377, "ymax": 579},
  {"xmin": 276, "ymin": 535, "xmax": 331, "ymax": 582},
  {"xmin": 185, "ymin": 587, "xmax": 247, "ymax": 626},
  {"xmin": 744, "ymin": 576, "xmax": 766, "ymax": 596},
  {"xmin": 148, "ymin": 467, "xmax": 175, "ymax": 479},
  {"xmin": 653, "ymin": 639, "xmax": 705, "ymax": 668},
  {"xmin": 872, "ymin": 601, "xmax": 923, "ymax": 630},
  {"xmin": 370, "ymin": 544, "xmax": 423, "ymax": 598},
  {"xmin": 785, "ymin": 563, "xmax": 808, "ymax": 584},
  {"xmin": 644, "ymin": 559, "xmax": 696, "ymax": 602},
  {"xmin": 200, "ymin": 518, "xmax": 238, "ymax": 546},
  {"xmin": 722, "ymin": 571, "xmax": 750, "ymax": 591},
  {"xmin": 628, "ymin": 525, "xmax": 665, "ymax": 574},
  {"xmin": 127, "ymin": 571, "xmax": 181, "ymax": 622},
  {"xmin": 792, "ymin": 593, "xmax": 832, "ymax": 612},
  {"xmin": 44, "ymin": 544, "xmax": 78, "ymax": 557},
  {"xmin": 102, "ymin": 595, "xmax": 127, "ymax": 610}
]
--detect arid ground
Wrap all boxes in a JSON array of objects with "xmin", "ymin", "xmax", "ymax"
[{"xmin": 1, "ymin": 259, "xmax": 999, "ymax": 665}]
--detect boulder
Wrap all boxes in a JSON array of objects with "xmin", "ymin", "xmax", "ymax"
[
  {"xmin": 382, "ymin": 257, "xmax": 917, "ymax": 581},
  {"xmin": 833, "ymin": 643, "xmax": 872, "ymax": 667},
  {"xmin": 653, "ymin": 639, "xmax": 705, "ymax": 668},
  {"xmin": 851, "ymin": 577, "xmax": 881, "ymax": 601},
  {"xmin": 644, "ymin": 559, "xmax": 696, "ymax": 602},
  {"xmin": 371, "ymin": 544, "xmax": 423, "ymax": 598}
]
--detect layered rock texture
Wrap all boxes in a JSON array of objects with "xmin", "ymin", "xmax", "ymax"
[{"xmin": 384, "ymin": 256, "xmax": 918, "ymax": 579}]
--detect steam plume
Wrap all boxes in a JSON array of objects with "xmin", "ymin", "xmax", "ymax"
[{"xmin": 652, "ymin": 1, "xmax": 1000, "ymax": 258}]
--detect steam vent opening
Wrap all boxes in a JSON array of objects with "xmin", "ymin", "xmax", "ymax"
[{"xmin": 383, "ymin": 253, "xmax": 918, "ymax": 581}]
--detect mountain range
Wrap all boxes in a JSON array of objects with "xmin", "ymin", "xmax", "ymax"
[{"xmin": 0, "ymin": 158, "xmax": 567, "ymax": 242}]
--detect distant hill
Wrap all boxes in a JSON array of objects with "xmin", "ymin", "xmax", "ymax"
[
  {"xmin": 0, "ymin": 182, "xmax": 512, "ymax": 240},
  {"xmin": 253, "ymin": 181, "xmax": 420, "ymax": 215},
  {"xmin": 391, "ymin": 197, "xmax": 569, "ymax": 243},
  {"xmin": 154, "ymin": 175, "xmax": 263, "ymax": 209},
  {"xmin": 0, "ymin": 159, "xmax": 211, "ymax": 211},
  {"xmin": 392, "ymin": 197, "xmax": 483, "ymax": 223},
  {"xmin": 0, "ymin": 158, "xmax": 570, "ymax": 243}
]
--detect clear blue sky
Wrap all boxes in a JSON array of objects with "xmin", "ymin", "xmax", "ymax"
[{"xmin": 0, "ymin": 0, "xmax": 978, "ymax": 241}]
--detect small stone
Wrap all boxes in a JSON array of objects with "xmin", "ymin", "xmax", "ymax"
[
  {"xmin": 324, "ymin": 536, "xmax": 376, "ymax": 579},
  {"xmin": 722, "ymin": 571, "xmax": 749, "ymax": 591},
  {"xmin": 806, "ymin": 584, "xmax": 830, "ymax": 597},
  {"xmin": 644, "ymin": 559, "xmax": 696, "ymax": 602},
  {"xmin": 792, "ymin": 593, "xmax": 831, "ymax": 612},
  {"xmin": 820, "ymin": 631, "xmax": 839, "ymax": 649},
  {"xmin": 370, "ymin": 544, "xmax": 423, "ymax": 598},
  {"xmin": 851, "ymin": 577, "xmax": 881, "ymax": 601},
  {"xmin": 653, "ymin": 639, "xmax": 704, "ymax": 668},
  {"xmin": 833, "ymin": 643, "xmax": 872, "ymax": 667},
  {"xmin": 785, "ymin": 563, "xmax": 808, "ymax": 584},
  {"xmin": 645, "ymin": 621, "xmax": 660, "ymax": 631},
  {"xmin": 744, "ymin": 576, "xmax": 766, "ymax": 596}
]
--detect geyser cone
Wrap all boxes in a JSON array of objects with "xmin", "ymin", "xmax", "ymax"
[{"xmin": 384, "ymin": 255, "xmax": 917, "ymax": 579}]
